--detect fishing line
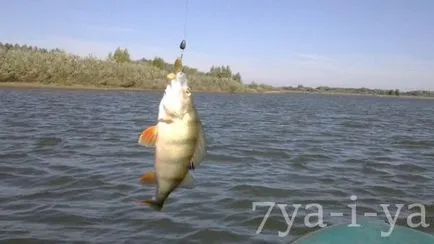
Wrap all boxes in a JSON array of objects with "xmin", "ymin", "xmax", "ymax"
[
  {"xmin": 183, "ymin": 0, "xmax": 189, "ymax": 42},
  {"xmin": 179, "ymin": 0, "xmax": 189, "ymax": 60}
]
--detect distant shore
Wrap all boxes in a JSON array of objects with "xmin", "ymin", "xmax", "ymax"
[
  {"xmin": 1, "ymin": 42, "xmax": 433, "ymax": 98},
  {"xmin": 2, "ymin": 82, "xmax": 434, "ymax": 100},
  {"xmin": 0, "ymin": 81, "xmax": 241, "ymax": 95},
  {"xmin": 0, "ymin": 82, "xmax": 162, "ymax": 92}
]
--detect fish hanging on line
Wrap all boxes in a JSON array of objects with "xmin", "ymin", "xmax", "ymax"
[{"xmin": 137, "ymin": 57, "xmax": 206, "ymax": 211}]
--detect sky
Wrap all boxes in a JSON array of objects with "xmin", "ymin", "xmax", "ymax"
[{"xmin": 1, "ymin": 0, "xmax": 434, "ymax": 91}]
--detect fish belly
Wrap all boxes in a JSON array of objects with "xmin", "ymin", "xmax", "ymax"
[{"xmin": 153, "ymin": 120, "xmax": 197, "ymax": 202}]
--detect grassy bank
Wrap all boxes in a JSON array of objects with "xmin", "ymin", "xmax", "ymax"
[
  {"xmin": 1, "ymin": 42, "xmax": 433, "ymax": 98},
  {"xmin": 0, "ymin": 42, "xmax": 274, "ymax": 93}
]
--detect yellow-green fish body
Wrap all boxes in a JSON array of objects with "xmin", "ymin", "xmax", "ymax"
[{"xmin": 138, "ymin": 71, "xmax": 206, "ymax": 211}]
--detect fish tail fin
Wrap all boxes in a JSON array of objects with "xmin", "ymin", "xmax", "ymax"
[{"xmin": 142, "ymin": 199, "xmax": 164, "ymax": 211}]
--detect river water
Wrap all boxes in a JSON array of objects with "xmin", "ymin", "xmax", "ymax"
[{"xmin": 1, "ymin": 88, "xmax": 433, "ymax": 243}]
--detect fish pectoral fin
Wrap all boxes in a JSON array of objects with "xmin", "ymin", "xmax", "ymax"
[
  {"xmin": 190, "ymin": 122, "xmax": 206, "ymax": 168},
  {"xmin": 140, "ymin": 171, "xmax": 157, "ymax": 184},
  {"xmin": 138, "ymin": 125, "xmax": 158, "ymax": 147}
]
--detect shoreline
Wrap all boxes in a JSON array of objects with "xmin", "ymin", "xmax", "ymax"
[
  {"xmin": 1, "ymin": 82, "xmax": 433, "ymax": 100},
  {"xmin": 0, "ymin": 82, "xmax": 241, "ymax": 94}
]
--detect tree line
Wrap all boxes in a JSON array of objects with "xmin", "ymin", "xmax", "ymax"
[
  {"xmin": 0, "ymin": 41, "xmax": 433, "ymax": 97},
  {"xmin": 0, "ymin": 42, "xmax": 259, "ymax": 93},
  {"xmin": 106, "ymin": 47, "xmax": 243, "ymax": 83}
]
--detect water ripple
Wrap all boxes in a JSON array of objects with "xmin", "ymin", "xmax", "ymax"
[{"xmin": 0, "ymin": 89, "xmax": 433, "ymax": 243}]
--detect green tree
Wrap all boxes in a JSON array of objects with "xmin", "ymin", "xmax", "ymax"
[
  {"xmin": 233, "ymin": 72, "xmax": 242, "ymax": 82},
  {"xmin": 112, "ymin": 47, "xmax": 131, "ymax": 63},
  {"xmin": 4, "ymin": 43, "xmax": 13, "ymax": 50},
  {"xmin": 224, "ymin": 65, "xmax": 232, "ymax": 78},
  {"xmin": 208, "ymin": 65, "xmax": 234, "ymax": 78},
  {"xmin": 151, "ymin": 57, "xmax": 166, "ymax": 70}
]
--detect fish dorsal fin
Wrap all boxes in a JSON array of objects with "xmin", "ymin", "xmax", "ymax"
[{"xmin": 190, "ymin": 121, "xmax": 206, "ymax": 168}]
